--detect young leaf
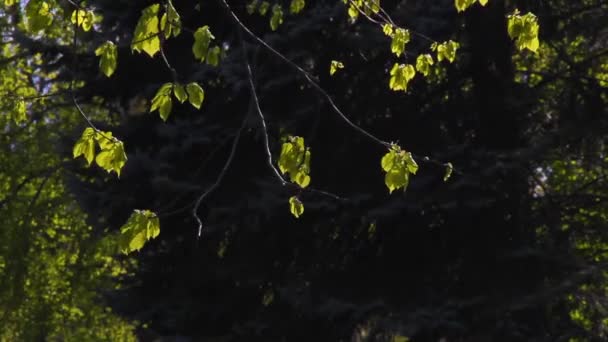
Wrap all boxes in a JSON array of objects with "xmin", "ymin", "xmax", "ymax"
[
  {"xmin": 73, "ymin": 127, "xmax": 97, "ymax": 165},
  {"xmin": 382, "ymin": 24, "xmax": 393, "ymax": 36},
  {"xmin": 173, "ymin": 83, "xmax": 187, "ymax": 103},
  {"xmin": 380, "ymin": 145, "xmax": 417, "ymax": 193},
  {"xmin": 390, "ymin": 28, "xmax": 410, "ymax": 57},
  {"xmin": 435, "ymin": 40, "xmax": 460, "ymax": 63},
  {"xmin": 270, "ymin": 4, "xmax": 284, "ymax": 31},
  {"xmin": 207, "ymin": 46, "xmax": 221, "ymax": 66},
  {"xmin": 71, "ymin": 7, "xmax": 95, "ymax": 32},
  {"xmin": 131, "ymin": 4, "xmax": 161, "ymax": 57},
  {"xmin": 330, "ymin": 60, "xmax": 344, "ymax": 76},
  {"xmin": 160, "ymin": 0, "xmax": 181, "ymax": 38},
  {"xmin": 246, "ymin": 0, "xmax": 258, "ymax": 14},
  {"xmin": 192, "ymin": 26, "xmax": 214, "ymax": 63},
  {"xmin": 186, "ymin": 83, "xmax": 205, "ymax": 109},
  {"xmin": 150, "ymin": 83, "xmax": 174, "ymax": 120},
  {"xmin": 95, "ymin": 136, "xmax": 127, "ymax": 177},
  {"xmin": 389, "ymin": 63, "xmax": 416, "ymax": 92},
  {"xmin": 118, "ymin": 209, "xmax": 160, "ymax": 254},
  {"xmin": 508, "ymin": 11, "xmax": 540, "ymax": 53},
  {"xmin": 94, "ymin": 41, "xmax": 118, "ymax": 77},
  {"xmin": 415, "ymin": 54, "xmax": 434, "ymax": 77},
  {"xmin": 25, "ymin": 0, "xmax": 53, "ymax": 32},
  {"xmin": 290, "ymin": 0, "xmax": 305, "ymax": 14},
  {"xmin": 289, "ymin": 196, "xmax": 304, "ymax": 218},
  {"xmin": 455, "ymin": 0, "xmax": 476, "ymax": 12},
  {"xmin": 278, "ymin": 135, "xmax": 312, "ymax": 188}
]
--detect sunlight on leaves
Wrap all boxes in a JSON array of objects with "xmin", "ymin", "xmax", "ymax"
[
  {"xmin": 278, "ymin": 135, "xmax": 311, "ymax": 189},
  {"xmin": 289, "ymin": 196, "xmax": 304, "ymax": 218},
  {"xmin": 330, "ymin": 60, "xmax": 344, "ymax": 76},
  {"xmin": 118, "ymin": 210, "xmax": 160, "ymax": 254},
  {"xmin": 95, "ymin": 41, "xmax": 117, "ymax": 77},
  {"xmin": 508, "ymin": 10, "xmax": 540, "ymax": 53},
  {"xmin": 381, "ymin": 144, "xmax": 418, "ymax": 193},
  {"xmin": 131, "ymin": 4, "xmax": 160, "ymax": 57},
  {"xmin": 389, "ymin": 63, "xmax": 416, "ymax": 92}
]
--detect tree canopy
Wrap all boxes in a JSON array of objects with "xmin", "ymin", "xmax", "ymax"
[{"xmin": 2, "ymin": 0, "xmax": 608, "ymax": 340}]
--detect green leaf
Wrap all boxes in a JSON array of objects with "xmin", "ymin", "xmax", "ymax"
[
  {"xmin": 290, "ymin": 0, "xmax": 305, "ymax": 14},
  {"xmin": 14, "ymin": 99, "xmax": 27, "ymax": 124},
  {"xmin": 131, "ymin": 4, "xmax": 161, "ymax": 57},
  {"xmin": 246, "ymin": 0, "xmax": 258, "ymax": 14},
  {"xmin": 192, "ymin": 26, "xmax": 215, "ymax": 63},
  {"xmin": 73, "ymin": 127, "xmax": 97, "ymax": 165},
  {"xmin": 95, "ymin": 136, "xmax": 127, "ymax": 177},
  {"xmin": 118, "ymin": 209, "xmax": 160, "ymax": 254},
  {"xmin": 94, "ymin": 41, "xmax": 118, "ymax": 77},
  {"xmin": 380, "ymin": 145, "xmax": 417, "ymax": 193},
  {"xmin": 435, "ymin": 40, "xmax": 460, "ymax": 63},
  {"xmin": 390, "ymin": 28, "xmax": 410, "ymax": 57},
  {"xmin": 330, "ymin": 60, "xmax": 344, "ymax": 76},
  {"xmin": 455, "ymin": 0, "xmax": 476, "ymax": 12},
  {"xmin": 289, "ymin": 196, "xmax": 304, "ymax": 218},
  {"xmin": 270, "ymin": 4, "xmax": 284, "ymax": 31},
  {"xmin": 207, "ymin": 46, "xmax": 221, "ymax": 67},
  {"xmin": 160, "ymin": 0, "xmax": 181, "ymax": 38},
  {"xmin": 508, "ymin": 11, "xmax": 540, "ymax": 53},
  {"xmin": 415, "ymin": 54, "xmax": 434, "ymax": 77},
  {"xmin": 150, "ymin": 83, "xmax": 174, "ymax": 120},
  {"xmin": 382, "ymin": 24, "xmax": 393, "ymax": 36},
  {"xmin": 443, "ymin": 162, "xmax": 454, "ymax": 182},
  {"xmin": 173, "ymin": 83, "xmax": 187, "ymax": 103},
  {"xmin": 278, "ymin": 135, "xmax": 312, "ymax": 188},
  {"xmin": 479, "ymin": 0, "xmax": 488, "ymax": 5},
  {"xmin": 258, "ymin": 1, "xmax": 270, "ymax": 15},
  {"xmin": 389, "ymin": 63, "xmax": 416, "ymax": 92},
  {"xmin": 71, "ymin": 7, "xmax": 95, "ymax": 32},
  {"xmin": 186, "ymin": 82, "xmax": 205, "ymax": 109},
  {"xmin": 25, "ymin": 0, "xmax": 53, "ymax": 32}
]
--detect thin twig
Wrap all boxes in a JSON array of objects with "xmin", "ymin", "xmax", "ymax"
[{"xmin": 192, "ymin": 109, "xmax": 250, "ymax": 238}]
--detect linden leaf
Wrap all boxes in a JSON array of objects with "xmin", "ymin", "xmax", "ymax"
[
  {"xmin": 150, "ymin": 83, "xmax": 173, "ymax": 120},
  {"xmin": 186, "ymin": 82, "xmax": 205, "ymax": 109},
  {"xmin": 14, "ymin": 99, "xmax": 27, "ymax": 124},
  {"xmin": 173, "ymin": 83, "xmax": 187, "ymax": 103},
  {"xmin": 131, "ymin": 4, "xmax": 161, "ymax": 57},
  {"xmin": 330, "ymin": 60, "xmax": 344, "ymax": 76},
  {"xmin": 95, "ymin": 41, "xmax": 118, "ymax": 77},
  {"xmin": 289, "ymin": 196, "xmax": 304, "ymax": 218},
  {"xmin": 390, "ymin": 28, "xmax": 410, "ymax": 57},
  {"xmin": 192, "ymin": 26, "xmax": 214, "ymax": 62},
  {"xmin": 71, "ymin": 7, "xmax": 95, "ymax": 32},
  {"xmin": 278, "ymin": 135, "xmax": 312, "ymax": 188},
  {"xmin": 389, "ymin": 63, "xmax": 416, "ymax": 92},
  {"xmin": 95, "ymin": 137, "xmax": 127, "ymax": 177},
  {"xmin": 455, "ymin": 0, "xmax": 476, "ymax": 12},
  {"xmin": 118, "ymin": 209, "xmax": 160, "ymax": 254},
  {"xmin": 207, "ymin": 46, "xmax": 221, "ymax": 66},
  {"xmin": 381, "ymin": 145, "xmax": 417, "ymax": 193},
  {"xmin": 73, "ymin": 127, "xmax": 97, "ymax": 165},
  {"xmin": 415, "ymin": 54, "xmax": 434, "ymax": 77},
  {"xmin": 436, "ymin": 40, "xmax": 460, "ymax": 63},
  {"xmin": 508, "ymin": 11, "xmax": 540, "ymax": 53}
]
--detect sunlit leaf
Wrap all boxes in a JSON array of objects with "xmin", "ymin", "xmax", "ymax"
[
  {"xmin": 173, "ymin": 83, "xmax": 187, "ymax": 103},
  {"xmin": 131, "ymin": 4, "xmax": 161, "ymax": 57},
  {"xmin": 278, "ymin": 135, "xmax": 312, "ymax": 188},
  {"xmin": 289, "ymin": 196, "xmax": 304, "ymax": 218},
  {"xmin": 118, "ymin": 209, "xmax": 160, "ymax": 254},
  {"xmin": 270, "ymin": 4, "xmax": 284, "ymax": 31},
  {"xmin": 192, "ymin": 26, "xmax": 214, "ymax": 63},
  {"xmin": 25, "ymin": 0, "xmax": 53, "ymax": 32},
  {"xmin": 95, "ymin": 41, "xmax": 118, "ymax": 77},
  {"xmin": 415, "ymin": 54, "xmax": 434, "ymax": 77},
  {"xmin": 508, "ymin": 10, "xmax": 540, "ymax": 53},
  {"xmin": 71, "ymin": 7, "xmax": 95, "ymax": 32},
  {"xmin": 444, "ymin": 162, "xmax": 454, "ymax": 182},
  {"xmin": 390, "ymin": 28, "xmax": 410, "ymax": 57},
  {"xmin": 73, "ymin": 127, "xmax": 97, "ymax": 165},
  {"xmin": 186, "ymin": 82, "xmax": 205, "ymax": 109},
  {"xmin": 290, "ymin": 0, "xmax": 305, "ymax": 14},
  {"xmin": 95, "ymin": 136, "xmax": 127, "ymax": 177},
  {"xmin": 150, "ymin": 83, "xmax": 173, "ymax": 121},
  {"xmin": 389, "ymin": 63, "xmax": 416, "ymax": 92},
  {"xmin": 330, "ymin": 60, "xmax": 344, "ymax": 76}
]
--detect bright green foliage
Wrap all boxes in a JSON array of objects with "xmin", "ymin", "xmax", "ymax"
[
  {"xmin": 270, "ymin": 4, "xmax": 284, "ymax": 31},
  {"xmin": 207, "ymin": 46, "xmax": 221, "ymax": 67},
  {"xmin": 278, "ymin": 135, "xmax": 311, "ymax": 189},
  {"xmin": 25, "ymin": 0, "xmax": 54, "ymax": 32},
  {"xmin": 390, "ymin": 28, "xmax": 410, "ymax": 57},
  {"xmin": 330, "ymin": 60, "xmax": 344, "ymax": 75},
  {"xmin": 508, "ymin": 10, "xmax": 540, "ymax": 53},
  {"xmin": 14, "ymin": 99, "xmax": 27, "ymax": 124},
  {"xmin": 432, "ymin": 40, "xmax": 460, "ymax": 63},
  {"xmin": 173, "ymin": 83, "xmax": 187, "ymax": 103},
  {"xmin": 383, "ymin": 24, "xmax": 393, "ymax": 36},
  {"xmin": 70, "ymin": 7, "xmax": 95, "ymax": 32},
  {"xmin": 389, "ymin": 63, "xmax": 416, "ymax": 92},
  {"xmin": 416, "ymin": 54, "xmax": 434, "ymax": 77},
  {"xmin": 4, "ymin": 0, "xmax": 15, "ymax": 6},
  {"xmin": 289, "ymin": 196, "xmax": 304, "ymax": 218},
  {"xmin": 443, "ymin": 162, "xmax": 453, "ymax": 182},
  {"xmin": 73, "ymin": 128, "xmax": 128, "ymax": 176},
  {"xmin": 454, "ymin": 0, "xmax": 487, "ymax": 12},
  {"xmin": 259, "ymin": 1, "xmax": 270, "ymax": 15},
  {"xmin": 95, "ymin": 136, "xmax": 127, "ymax": 177},
  {"xmin": 343, "ymin": 0, "xmax": 381, "ymax": 21},
  {"xmin": 118, "ymin": 210, "xmax": 160, "ymax": 254},
  {"xmin": 290, "ymin": 0, "xmax": 305, "ymax": 14},
  {"xmin": 160, "ymin": 0, "xmax": 181, "ymax": 39},
  {"xmin": 73, "ymin": 127, "xmax": 97, "ymax": 165},
  {"xmin": 186, "ymin": 82, "xmax": 205, "ymax": 109},
  {"xmin": 131, "ymin": 4, "xmax": 161, "ymax": 57},
  {"xmin": 95, "ymin": 41, "xmax": 118, "ymax": 77},
  {"xmin": 192, "ymin": 26, "xmax": 215, "ymax": 63},
  {"xmin": 150, "ymin": 82, "xmax": 173, "ymax": 121},
  {"xmin": 381, "ymin": 145, "xmax": 418, "ymax": 193}
]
